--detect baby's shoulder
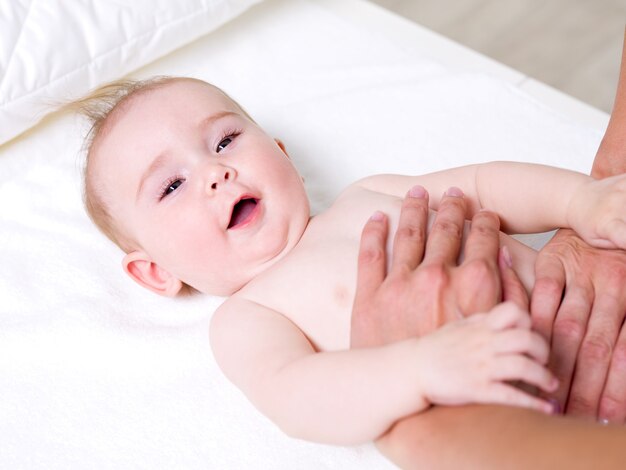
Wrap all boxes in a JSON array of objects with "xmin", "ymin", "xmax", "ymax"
[
  {"xmin": 311, "ymin": 179, "xmax": 403, "ymax": 236},
  {"xmin": 211, "ymin": 296, "xmax": 250, "ymax": 332},
  {"xmin": 333, "ymin": 175, "xmax": 398, "ymax": 206},
  {"xmin": 210, "ymin": 294, "xmax": 315, "ymax": 386},
  {"xmin": 210, "ymin": 296, "xmax": 285, "ymax": 346},
  {"xmin": 213, "ymin": 294, "xmax": 276, "ymax": 322}
]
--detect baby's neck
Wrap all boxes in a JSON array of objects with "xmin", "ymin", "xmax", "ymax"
[{"xmin": 229, "ymin": 215, "xmax": 316, "ymax": 297}]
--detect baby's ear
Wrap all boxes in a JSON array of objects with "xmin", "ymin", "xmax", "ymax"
[{"xmin": 122, "ymin": 251, "xmax": 182, "ymax": 297}]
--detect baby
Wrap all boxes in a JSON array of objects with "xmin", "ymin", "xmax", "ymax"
[{"xmin": 79, "ymin": 76, "xmax": 626, "ymax": 445}]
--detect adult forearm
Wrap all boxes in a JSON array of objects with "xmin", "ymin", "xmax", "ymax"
[
  {"xmin": 592, "ymin": 27, "xmax": 626, "ymax": 178},
  {"xmin": 376, "ymin": 405, "xmax": 626, "ymax": 470}
]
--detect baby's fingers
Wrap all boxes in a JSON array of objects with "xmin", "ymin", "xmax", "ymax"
[
  {"xmin": 485, "ymin": 302, "xmax": 531, "ymax": 330},
  {"xmin": 481, "ymin": 383, "xmax": 555, "ymax": 415},
  {"xmin": 493, "ymin": 329, "xmax": 550, "ymax": 364},
  {"xmin": 492, "ymin": 356, "xmax": 558, "ymax": 394}
]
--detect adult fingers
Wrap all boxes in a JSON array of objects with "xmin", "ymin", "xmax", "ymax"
[
  {"xmin": 546, "ymin": 286, "xmax": 593, "ymax": 412},
  {"xmin": 422, "ymin": 187, "xmax": 467, "ymax": 266},
  {"xmin": 499, "ymin": 246, "xmax": 530, "ymax": 311},
  {"xmin": 351, "ymin": 212, "xmax": 390, "ymax": 348},
  {"xmin": 456, "ymin": 210, "xmax": 501, "ymax": 313},
  {"xmin": 354, "ymin": 212, "xmax": 389, "ymax": 301},
  {"xmin": 568, "ymin": 292, "xmax": 626, "ymax": 419},
  {"xmin": 462, "ymin": 210, "xmax": 500, "ymax": 263},
  {"xmin": 599, "ymin": 325, "xmax": 626, "ymax": 423},
  {"xmin": 530, "ymin": 251, "xmax": 566, "ymax": 343},
  {"xmin": 391, "ymin": 185, "xmax": 429, "ymax": 272}
]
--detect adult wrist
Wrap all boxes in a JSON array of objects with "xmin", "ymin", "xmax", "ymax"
[{"xmin": 592, "ymin": 133, "xmax": 626, "ymax": 179}]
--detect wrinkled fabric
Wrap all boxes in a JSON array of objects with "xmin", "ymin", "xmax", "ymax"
[{"xmin": 0, "ymin": 0, "xmax": 263, "ymax": 144}]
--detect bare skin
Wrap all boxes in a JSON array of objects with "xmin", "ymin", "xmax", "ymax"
[
  {"xmin": 351, "ymin": 193, "xmax": 510, "ymax": 348},
  {"xmin": 346, "ymin": 30, "xmax": 626, "ymax": 468},
  {"xmin": 380, "ymin": 404, "xmax": 626, "ymax": 470},
  {"xmin": 92, "ymin": 78, "xmax": 626, "ymax": 446},
  {"xmin": 532, "ymin": 28, "xmax": 626, "ymax": 421},
  {"xmin": 351, "ymin": 194, "xmax": 626, "ymax": 469}
]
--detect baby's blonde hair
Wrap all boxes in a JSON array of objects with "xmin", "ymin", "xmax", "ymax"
[{"xmin": 74, "ymin": 76, "xmax": 250, "ymax": 253}]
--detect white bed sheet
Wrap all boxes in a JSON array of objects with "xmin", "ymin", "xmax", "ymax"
[{"xmin": 0, "ymin": 0, "xmax": 605, "ymax": 468}]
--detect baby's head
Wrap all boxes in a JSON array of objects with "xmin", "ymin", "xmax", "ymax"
[{"xmin": 79, "ymin": 77, "xmax": 310, "ymax": 296}]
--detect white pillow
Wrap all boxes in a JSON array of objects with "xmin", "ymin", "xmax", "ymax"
[{"xmin": 0, "ymin": 0, "xmax": 263, "ymax": 145}]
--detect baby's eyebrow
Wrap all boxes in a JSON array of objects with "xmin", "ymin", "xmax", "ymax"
[
  {"xmin": 136, "ymin": 153, "xmax": 168, "ymax": 202},
  {"xmin": 135, "ymin": 110, "xmax": 239, "ymax": 202},
  {"xmin": 199, "ymin": 110, "xmax": 239, "ymax": 131}
]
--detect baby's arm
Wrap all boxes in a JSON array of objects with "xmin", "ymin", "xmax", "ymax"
[
  {"xmin": 210, "ymin": 297, "xmax": 556, "ymax": 445},
  {"xmin": 356, "ymin": 161, "xmax": 626, "ymax": 248}
]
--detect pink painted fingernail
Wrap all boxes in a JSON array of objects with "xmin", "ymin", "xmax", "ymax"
[
  {"xmin": 408, "ymin": 185, "xmax": 427, "ymax": 198},
  {"xmin": 370, "ymin": 211, "xmax": 385, "ymax": 221},
  {"xmin": 548, "ymin": 398, "xmax": 561, "ymax": 415},
  {"xmin": 445, "ymin": 186, "xmax": 464, "ymax": 197}
]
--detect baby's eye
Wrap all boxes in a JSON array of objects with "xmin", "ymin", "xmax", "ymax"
[
  {"xmin": 161, "ymin": 179, "xmax": 183, "ymax": 199},
  {"xmin": 216, "ymin": 136, "xmax": 234, "ymax": 153},
  {"xmin": 216, "ymin": 130, "xmax": 241, "ymax": 153}
]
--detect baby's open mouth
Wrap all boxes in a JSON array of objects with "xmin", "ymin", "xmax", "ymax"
[{"xmin": 228, "ymin": 197, "xmax": 259, "ymax": 229}]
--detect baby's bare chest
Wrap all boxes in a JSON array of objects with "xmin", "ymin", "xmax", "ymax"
[{"xmin": 242, "ymin": 189, "xmax": 406, "ymax": 351}]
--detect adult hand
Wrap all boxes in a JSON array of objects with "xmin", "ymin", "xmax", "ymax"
[
  {"xmin": 531, "ymin": 29, "xmax": 626, "ymax": 422},
  {"xmin": 351, "ymin": 185, "xmax": 527, "ymax": 349},
  {"xmin": 531, "ymin": 228, "xmax": 626, "ymax": 422}
]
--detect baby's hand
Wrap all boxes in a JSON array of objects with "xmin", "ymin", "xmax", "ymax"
[
  {"xmin": 567, "ymin": 173, "xmax": 626, "ymax": 250},
  {"xmin": 414, "ymin": 302, "xmax": 558, "ymax": 414}
]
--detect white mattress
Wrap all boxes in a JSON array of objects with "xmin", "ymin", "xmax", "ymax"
[{"xmin": 0, "ymin": 0, "xmax": 606, "ymax": 468}]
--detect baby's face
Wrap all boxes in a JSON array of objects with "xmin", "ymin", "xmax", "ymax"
[{"xmin": 92, "ymin": 79, "xmax": 310, "ymax": 296}]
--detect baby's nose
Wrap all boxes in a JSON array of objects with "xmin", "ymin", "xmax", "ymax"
[{"xmin": 205, "ymin": 164, "xmax": 236, "ymax": 194}]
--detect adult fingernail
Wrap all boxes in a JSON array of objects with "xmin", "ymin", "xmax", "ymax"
[
  {"xmin": 408, "ymin": 185, "xmax": 427, "ymax": 198},
  {"xmin": 370, "ymin": 211, "xmax": 385, "ymax": 221},
  {"xmin": 445, "ymin": 186, "xmax": 464, "ymax": 197}
]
